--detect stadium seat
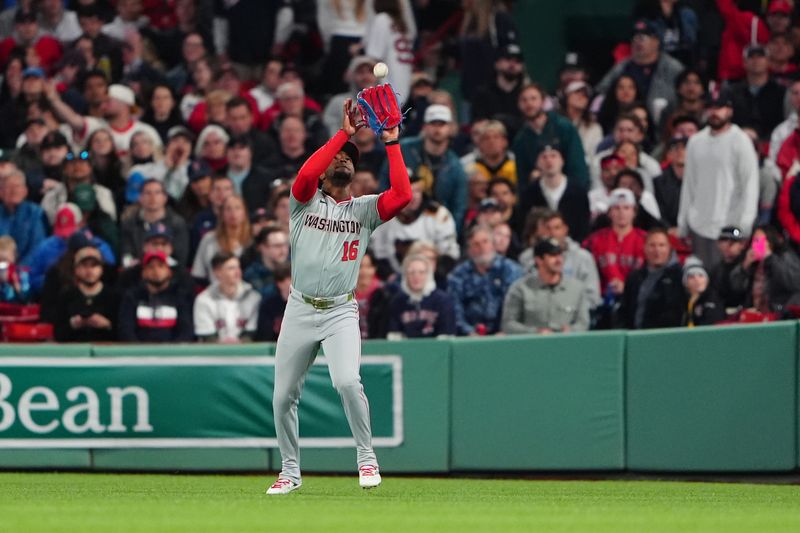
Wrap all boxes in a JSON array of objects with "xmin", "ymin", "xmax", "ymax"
[
  {"xmin": 0, "ymin": 303, "xmax": 40, "ymax": 319},
  {"xmin": 1, "ymin": 322, "xmax": 54, "ymax": 342}
]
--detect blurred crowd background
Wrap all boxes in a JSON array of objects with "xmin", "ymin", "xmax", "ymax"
[{"xmin": 1, "ymin": 0, "xmax": 800, "ymax": 343}]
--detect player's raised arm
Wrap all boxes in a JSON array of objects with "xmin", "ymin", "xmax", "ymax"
[
  {"xmin": 291, "ymin": 99, "xmax": 362, "ymax": 203},
  {"xmin": 376, "ymin": 126, "xmax": 412, "ymax": 221}
]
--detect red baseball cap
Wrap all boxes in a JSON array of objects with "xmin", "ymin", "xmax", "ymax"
[
  {"xmin": 142, "ymin": 251, "xmax": 168, "ymax": 266},
  {"xmin": 768, "ymin": 0, "xmax": 792, "ymax": 14},
  {"xmin": 53, "ymin": 203, "xmax": 83, "ymax": 238}
]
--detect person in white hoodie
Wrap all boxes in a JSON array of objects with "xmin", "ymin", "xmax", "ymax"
[
  {"xmin": 678, "ymin": 94, "xmax": 759, "ymax": 268},
  {"xmin": 193, "ymin": 252, "xmax": 261, "ymax": 343}
]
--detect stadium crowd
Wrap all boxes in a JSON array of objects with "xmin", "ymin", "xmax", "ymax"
[{"xmin": 1, "ymin": 0, "xmax": 800, "ymax": 343}]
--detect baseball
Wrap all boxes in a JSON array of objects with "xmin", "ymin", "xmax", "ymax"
[{"xmin": 373, "ymin": 62, "xmax": 389, "ymax": 79}]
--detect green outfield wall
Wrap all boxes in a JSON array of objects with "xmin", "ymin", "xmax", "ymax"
[{"xmin": 0, "ymin": 322, "xmax": 798, "ymax": 473}]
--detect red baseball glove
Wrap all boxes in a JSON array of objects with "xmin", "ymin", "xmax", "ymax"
[{"xmin": 356, "ymin": 83, "xmax": 404, "ymax": 137}]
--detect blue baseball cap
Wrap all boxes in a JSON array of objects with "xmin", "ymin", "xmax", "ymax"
[{"xmin": 22, "ymin": 66, "xmax": 45, "ymax": 79}]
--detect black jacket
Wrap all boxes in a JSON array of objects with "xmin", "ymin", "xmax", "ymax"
[
  {"xmin": 619, "ymin": 263, "xmax": 686, "ymax": 329},
  {"xmin": 683, "ymin": 289, "xmax": 726, "ymax": 326},
  {"xmin": 653, "ymin": 166, "xmax": 682, "ymax": 227},
  {"xmin": 53, "ymin": 284, "xmax": 118, "ymax": 342},
  {"xmin": 522, "ymin": 179, "xmax": 590, "ymax": 243},
  {"xmin": 118, "ymin": 281, "xmax": 195, "ymax": 343}
]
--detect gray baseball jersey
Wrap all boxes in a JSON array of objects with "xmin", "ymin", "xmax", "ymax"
[{"xmin": 289, "ymin": 189, "xmax": 383, "ymax": 297}]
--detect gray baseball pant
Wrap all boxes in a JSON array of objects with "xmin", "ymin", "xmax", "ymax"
[{"xmin": 272, "ymin": 290, "xmax": 377, "ymax": 484}]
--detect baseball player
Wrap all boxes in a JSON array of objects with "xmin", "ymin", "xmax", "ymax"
[{"xmin": 266, "ymin": 95, "xmax": 411, "ymax": 495}]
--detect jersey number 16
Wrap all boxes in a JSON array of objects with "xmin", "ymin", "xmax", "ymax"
[{"xmin": 341, "ymin": 240, "xmax": 360, "ymax": 262}]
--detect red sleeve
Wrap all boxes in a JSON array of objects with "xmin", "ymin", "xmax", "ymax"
[
  {"xmin": 291, "ymin": 129, "xmax": 349, "ymax": 203},
  {"xmin": 777, "ymin": 175, "xmax": 800, "ymax": 243},
  {"xmin": 777, "ymin": 133, "xmax": 798, "ymax": 179},
  {"xmin": 376, "ymin": 144, "xmax": 412, "ymax": 221}
]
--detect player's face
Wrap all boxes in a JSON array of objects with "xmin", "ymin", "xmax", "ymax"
[
  {"xmin": 645, "ymin": 233, "xmax": 671, "ymax": 268},
  {"xmin": 405, "ymin": 259, "xmax": 429, "ymax": 293},
  {"xmin": 324, "ymin": 151, "xmax": 354, "ymax": 186}
]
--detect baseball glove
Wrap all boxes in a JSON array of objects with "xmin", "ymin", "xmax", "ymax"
[{"xmin": 356, "ymin": 83, "xmax": 404, "ymax": 137}]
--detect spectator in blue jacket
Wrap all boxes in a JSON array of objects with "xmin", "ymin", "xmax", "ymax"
[
  {"xmin": 23, "ymin": 203, "xmax": 115, "ymax": 293},
  {"xmin": 447, "ymin": 225, "xmax": 523, "ymax": 335},
  {"xmin": 380, "ymin": 105, "xmax": 468, "ymax": 232},
  {"xmin": 387, "ymin": 253, "xmax": 456, "ymax": 339},
  {"xmin": 0, "ymin": 169, "xmax": 47, "ymax": 264}
]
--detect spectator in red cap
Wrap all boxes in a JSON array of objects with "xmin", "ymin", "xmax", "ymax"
[
  {"xmin": 118, "ymin": 250, "xmax": 195, "ymax": 343},
  {"xmin": 23, "ymin": 203, "xmax": 116, "ymax": 294}
]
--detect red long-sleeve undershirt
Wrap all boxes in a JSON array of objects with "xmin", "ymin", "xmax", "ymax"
[{"xmin": 291, "ymin": 129, "xmax": 411, "ymax": 221}]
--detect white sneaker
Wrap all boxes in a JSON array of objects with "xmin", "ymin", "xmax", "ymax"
[
  {"xmin": 266, "ymin": 478, "xmax": 301, "ymax": 495},
  {"xmin": 358, "ymin": 465, "xmax": 381, "ymax": 488}
]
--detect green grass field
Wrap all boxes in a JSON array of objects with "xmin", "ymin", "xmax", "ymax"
[{"xmin": 2, "ymin": 473, "xmax": 800, "ymax": 532}]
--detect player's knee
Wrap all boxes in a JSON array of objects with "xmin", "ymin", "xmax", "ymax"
[
  {"xmin": 333, "ymin": 379, "xmax": 362, "ymax": 397},
  {"xmin": 272, "ymin": 387, "xmax": 299, "ymax": 412}
]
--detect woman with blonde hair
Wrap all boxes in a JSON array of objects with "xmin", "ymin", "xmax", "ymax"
[
  {"xmin": 386, "ymin": 253, "xmax": 456, "ymax": 339},
  {"xmin": 192, "ymin": 195, "xmax": 252, "ymax": 282}
]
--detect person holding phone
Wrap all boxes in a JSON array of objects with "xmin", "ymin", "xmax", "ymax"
[{"xmin": 729, "ymin": 225, "xmax": 800, "ymax": 314}]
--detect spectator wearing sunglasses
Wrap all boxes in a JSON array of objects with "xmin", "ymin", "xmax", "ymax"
[{"xmin": 41, "ymin": 150, "xmax": 118, "ymax": 225}]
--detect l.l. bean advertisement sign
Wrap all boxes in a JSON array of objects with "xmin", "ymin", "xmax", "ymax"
[{"xmin": 0, "ymin": 356, "xmax": 403, "ymax": 448}]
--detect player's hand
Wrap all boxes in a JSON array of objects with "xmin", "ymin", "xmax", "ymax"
[
  {"xmin": 342, "ymin": 98, "xmax": 364, "ymax": 137},
  {"xmin": 381, "ymin": 126, "xmax": 399, "ymax": 143}
]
